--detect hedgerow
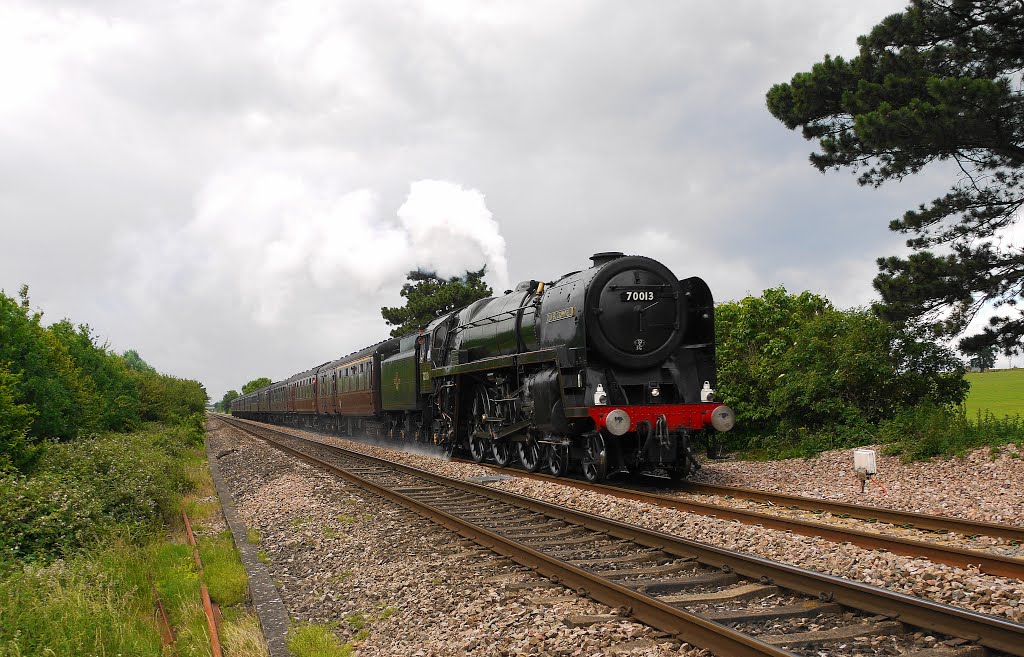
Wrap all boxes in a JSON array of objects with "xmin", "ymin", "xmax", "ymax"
[
  {"xmin": 0, "ymin": 285, "xmax": 207, "ymax": 474},
  {"xmin": 0, "ymin": 425, "xmax": 199, "ymax": 562}
]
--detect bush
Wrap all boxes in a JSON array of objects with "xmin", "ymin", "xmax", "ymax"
[
  {"xmin": 0, "ymin": 473, "xmax": 103, "ymax": 561},
  {"xmin": 0, "ymin": 426, "xmax": 199, "ymax": 561},
  {"xmin": 715, "ymin": 287, "xmax": 968, "ymax": 454},
  {"xmin": 881, "ymin": 404, "xmax": 1024, "ymax": 461},
  {"xmin": 0, "ymin": 366, "xmax": 37, "ymax": 473}
]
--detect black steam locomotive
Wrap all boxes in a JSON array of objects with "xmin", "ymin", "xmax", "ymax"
[{"xmin": 232, "ymin": 252, "xmax": 734, "ymax": 481}]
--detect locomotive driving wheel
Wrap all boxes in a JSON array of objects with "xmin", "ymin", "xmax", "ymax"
[
  {"xmin": 468, "ymin": 386, "xmax": 490, "ymax": 463},
  {"xmin": 469, "ymin": 436, "xmax": 487, "ymax": 462},
  {"xmin": 492, "ymin": 441, "xmax": 513, "ymax": 467},
  {"xmin": 545, "ymin": 443, "xmax": 569, "ymax": 477},
  {"xmin": 581, "ymin": 433, "xmax": 608, "ymax": 482},
  {"xmin": 517, "ymin": 435, "xmax": 541, "ymax": 472}
]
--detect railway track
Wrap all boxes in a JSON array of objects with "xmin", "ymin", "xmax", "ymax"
[
  {"xmin": 216, "ymin": 415, "xmax": 1024, "ymax": 657},
  {"xmin": 451, "ymin": 458, "xmax": 1024, "ymax": 579}
]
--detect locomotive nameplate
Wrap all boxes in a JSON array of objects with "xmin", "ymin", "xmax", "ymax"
[{"xmin": 546, "ymin": 306, "xmax": 576, "ymax": 323}]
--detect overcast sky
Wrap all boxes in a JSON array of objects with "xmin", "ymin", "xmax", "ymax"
[{"xmin": 3, "ymin": 0, "xmax": 992, "ymax": 400}]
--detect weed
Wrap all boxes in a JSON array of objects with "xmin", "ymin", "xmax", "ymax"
[
  {"xmin": 337, "ymin": 514, "xmax": 356, "ymax": 525},
  {"xmin": 220, "ymin": 608, "xmax": 269, "ymax": 657},
  {"xmin": 345, "ymin": 611, "xmax": 367, "ymax": 630},
  {"xmin": 333, "ymin": 570, "xmax": 355, "ymax": 584},
  {"xmin": 246, "ymin": 528, "xmax": 261, "ymax": 544},
  {"xmin": 257, "ymin": 550, "xmax": 271, "ymax": 565},
  {"xmin": 290, "ymin": 516, "xmax": 314, "ymax": 529},
  {"xmin": 198, "ymin": 530, "xmax": 248, "ymax": 606},
  {"xmin": 287, "ymin": 623, "xmax": 352, "ymax": 657}
]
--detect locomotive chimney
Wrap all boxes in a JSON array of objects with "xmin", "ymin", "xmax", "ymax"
[{"xmin": 590, "ymin": 251, "xmax": 624, "ymax": 266}]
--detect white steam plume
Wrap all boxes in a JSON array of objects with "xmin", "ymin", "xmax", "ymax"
[{"xmin": 124, "ymin": 171, "xmax": 509, "ymax": 324}]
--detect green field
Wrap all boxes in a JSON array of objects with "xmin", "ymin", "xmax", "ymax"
[{"xmin": 964, "ymin": 369, "xmax": 1024, "ymax": 418}]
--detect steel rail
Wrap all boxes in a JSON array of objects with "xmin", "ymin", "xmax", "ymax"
[
  {"xmin": 457, "ymin": 457, "xmax": 1024, "ymax": 542},
  {"xmin": 450, "ymin": 460, "xmax": 1024, "ymax": 579},
  {"xmin": 216, "ymin": 417, "xmax": 795, "ymax": 657},
  {"xmin": 679, "ymin": 481, "xmax": 1024, "ymax": 541},
  {"xmin": 219, "ymin": 416, "xmax": 1024, "ymax": 656}
]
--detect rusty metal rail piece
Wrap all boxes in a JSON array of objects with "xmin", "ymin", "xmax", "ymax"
[{"xmin": 219, "ymin": 417, "xmax": 1024, "ymax": 656}]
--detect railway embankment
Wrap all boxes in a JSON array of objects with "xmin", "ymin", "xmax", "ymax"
[{"xmin": 0, "ymin": 419, "xmax": 265, "ymax": 656}]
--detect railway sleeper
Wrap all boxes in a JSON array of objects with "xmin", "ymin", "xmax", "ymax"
[
  {"xmin": 659, "ymin": 582, "xmax": 778, "ymax": 604},
  {"xmin": 523, "ymin": 532, "xmax": 609, "ymax": 548},
  {"xmin": 698, "ymin": 601, "xmax": 842, "ymax": 624},
  {"xmin": 629, "ymin": 571, "xmax": 739, "ymax": 594},
  {"xmin": 596, "ymin": 561, "xmax": 700, "ymax": 579},
  {"xmin": 759, "ymin": 619, "xmax": 904, "ymax": 646},
  {"xmin": 564, "ymin": 549, "xmax": 667, "ymax": 567}
]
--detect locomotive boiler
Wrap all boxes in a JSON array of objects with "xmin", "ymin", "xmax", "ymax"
[{"xmin": 232, "ymin": 252, "xmax": 734, "ymax": 482}]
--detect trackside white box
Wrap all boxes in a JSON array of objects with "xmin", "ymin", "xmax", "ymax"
[{"xmin": 853, "ymin": 448, "xmax": 877, "ymax": 475}]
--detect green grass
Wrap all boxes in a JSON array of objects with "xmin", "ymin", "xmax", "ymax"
[
  {"xmin": 287, "ymin": 624, "xmax": 353, "ymax": 657},
  {"xmin": 965, "ymin": 369, "xmax": 1024, "ymax": 419},
  {"xmin": 0, "ymin": 538, "xmax": 216, "ymax": 657},
  {"xmin": 198, "ymin": 531, "xmax": 248, "ymax": 607},
  {"xmin": 0, "ymin": 420, "xmax": 266, "ymax": 657},
  {"xmin": 0, "ymin": 541, "xmax": 162, "ymax": 657}
]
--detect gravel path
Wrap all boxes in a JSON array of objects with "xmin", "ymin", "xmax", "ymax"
[
  {"xmin": 207, "ymin": 421, "xmax": 706, "ymax": 656},
  {"xmin": 248, "ymin": 424, "xmax": 1024, "ymax": 625}
]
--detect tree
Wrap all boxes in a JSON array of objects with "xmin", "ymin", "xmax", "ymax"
[
  {"xmin": 766, "ymin": 0, "xmax": 1024, "ymax": 356},
  {"xmin": 122, "ymin": 349, "xmax": 157, "ymax": 373},
  {"xmin": 381, "ymin": 268, "xmax": 493, "ymax": 337},
  {"xmin": 219, "ymin": 389, "xmax": 240, "ymax": 412},
  {"xmin": 241, "ymin": 377, "xmax": 272, "ymax": 394},
  {"xmin": 0, "ymin": 365, "xmax": 37, "ymax": 472},
  {"xmin": 0, "ymin": 287, "xmax": 95, "ymax": 440},
  {"xmin": 967, "ymin": 344, "xmax": 998, "ymax": 370}
]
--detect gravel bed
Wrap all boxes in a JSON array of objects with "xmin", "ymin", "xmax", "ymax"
[
  {"xmin": 208, "ymin": 422, "xmax": 706, "ymax": 656},
  {"xmin": 691, "ymin": 444, "xmax": 1024, "ymax": 526},
  {"xmin": 253, "ymin": 423, "xmax": 1024, "ymax": 625}
]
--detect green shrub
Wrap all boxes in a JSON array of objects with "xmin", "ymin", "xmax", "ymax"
[
  {"xmin": 39, "ymin": 431, "xmax": 191, "ymax": 528},
  {"xmin": 715, "ymin": 287, "xmax": 968, "ymax": 455},
  {"xmin": 0, "ymin": 473, "xmax": 103, "ymax": 561},
  {"xmin": 881, "ymin": 404, "xmax": 1024, "ymax": 461},
  {"xmin": 0, "ymin": 426, "xmax": 200, "ymax": 561},
  {"xmin": 0, "ymin": 365, "xmax": 37, "ymax": 473}
]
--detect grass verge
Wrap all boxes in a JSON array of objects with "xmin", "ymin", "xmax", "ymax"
[{"xmin": 0, "ymin": 419, "xmax": 268, "ymax": 657}]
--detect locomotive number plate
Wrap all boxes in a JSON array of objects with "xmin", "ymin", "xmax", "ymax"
[{"xmin": 620, "ymin": 290, "xmax": 656, "ymax": 302}]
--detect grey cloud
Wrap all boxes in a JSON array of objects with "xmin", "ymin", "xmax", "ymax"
[{"xmin": 1, "ymin": 0, "xmax": 929, "ymax": 398}]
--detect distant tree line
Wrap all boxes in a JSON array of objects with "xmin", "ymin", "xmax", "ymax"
[{"xmin": 0, "ymin": 286, "xmax": 208, "ymax": 472}]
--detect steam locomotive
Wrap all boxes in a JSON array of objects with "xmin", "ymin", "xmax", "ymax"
[{"xmin": 231, "ymin": 252, "xmax": 734, "ymax": 481}]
